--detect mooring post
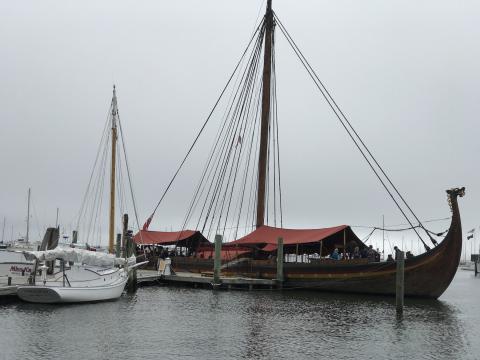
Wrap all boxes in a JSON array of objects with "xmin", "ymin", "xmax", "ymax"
[
  {"xmin": 213, "ymin": 234, "xmax": 222, "ymax": 285},
  {"xmin": 115, "ymin": 234, "xmax": 121, "ymax": 257},
  {"xmin": 123, "ymin": 214, "xmax": 137, "ymax": 293},
  {"xmin": 121, "ymin": 214, "xmax": 129, "ymax": 258},
  {"xmin": 396, "ymin": 250, "xmax": 405, "ymax": 314},
  {"xmin": 276, "ymin": 237, "xmax": 284, "ymax": 288}
]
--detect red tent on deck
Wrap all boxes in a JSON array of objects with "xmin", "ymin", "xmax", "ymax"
[
  {"xmin": 133, "ymin": 230, "xmax": 210, "ymax": 248},
  {"xmin": 226, "ymin": 225, "xmax": 366, "ymax": 255}
]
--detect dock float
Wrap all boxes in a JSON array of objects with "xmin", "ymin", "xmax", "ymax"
[
  {"xmin": 0, "ymin": 285, "xmax": 18, "ymax": 297},
  {"xmin": 164, "ymin": 272, "xmax": 276, "ymax": 290},
  {"xmin": 136, "ymin": 270, "xmax": 277, "ymax": 290},
  {"xmin": 0, "ymin": 275, "xmax": 31, "ymax": 298},
  {"xmin": 136, "ymin": 270, "xmax": 163, "ymax": 286}
]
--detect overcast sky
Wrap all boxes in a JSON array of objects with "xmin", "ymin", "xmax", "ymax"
[{"xmin": 1, "ymin": 0, "xmax": 479, "ymax": 257}]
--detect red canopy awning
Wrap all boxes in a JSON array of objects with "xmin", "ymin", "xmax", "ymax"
[
  {"xmin": 133, "ymin": 230, "xmax": 210, "ymax": 246},
  {"xmin": 227, "ymin": 225, "xmax": 362, "ymax": 252}
]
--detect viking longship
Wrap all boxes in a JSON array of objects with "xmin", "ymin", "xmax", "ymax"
[{"xmin": 135, "ymin": 1, "xmax": 464, "ymax": 299}]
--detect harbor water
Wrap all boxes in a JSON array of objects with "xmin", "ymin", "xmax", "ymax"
[{"xmin": 0, "ymin": 270, "xmax": 479, "ymax": 360}]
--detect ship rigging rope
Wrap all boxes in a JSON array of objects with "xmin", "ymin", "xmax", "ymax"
[
  {"xmin": 272, "ymin": 34, "xmax": 283, "ymax": 227},
  {"xmin": 74, "ymin": 94, "xmax": 144, "ymax": 247},
  {"xmin": 76, "ymin": 108, "xmax": 111, "ymax": 234},
  {"xmin": 147, "ymin": 21, "xmax": 264, "ymax": 224},
  {"xmin": 361, "ymin": 226, "xmax": 448, "ymax": 245},
  {"xmin": 202, "ymin": 25, "xmax": 266, "ymax": 239},
  {"xmin": 352, "ymin": 216, "xmax": 450, "ymax": 229},
  {"xmin": 194, "ymin": 17, "xmax": 282, "ymax": 240},
  {"xmin": 86, "ymin": 130, "xmax": 109, "ymax": 245},
  {"xmin": 118, "ymin": 117, "xmax": 144, "ymax": 245},
  {"xmin": 173, "ymin": 20, "xmax": 267, "ymax": 242},
  {"xmin": 164, "ymin": 16, "xmax": 285, "ymax": 247},
  {"xmin": 274, "ymin": 13, "xmax": 435, "ymax": 251}
]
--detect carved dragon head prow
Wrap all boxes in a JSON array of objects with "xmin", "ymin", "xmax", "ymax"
[
  {"xmin": 446, "ymin": 187, "xmax": 466, "ymax": 198},
  {"xmin": 446, "ymin": 187, "xmax": 465, "ymax": 212}
]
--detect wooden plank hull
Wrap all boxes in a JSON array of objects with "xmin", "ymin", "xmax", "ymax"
[{"xmin": 171, "ymin": 188, "xmax": 464, "ymax": 299}]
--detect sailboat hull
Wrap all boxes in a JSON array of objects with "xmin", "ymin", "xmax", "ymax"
[
  {"xmin": 0, "ymin": 250, "xmax": 34, "ymax": 277},
  {"xmin": 17, "ymin": 278, "xmax": 127, "ymax": 303},
  {"xmin": 17, "ymin": 266, "xmax": 129, "ymax": 304}
]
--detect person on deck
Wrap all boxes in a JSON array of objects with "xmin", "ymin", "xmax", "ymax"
[
  {"xmin": 394, "ymin": 246, "xmax": 402, "ymax": 260},
  {"xmin": 346, "ymin": 240, "xmax": 357, "ymax": 259},
  {"xmin": 367, "ymin": 245, "xmax": 375, "ymax": 262},
  {"xmin": 353, "ymin": 246, "xmax": 361, "ymax": 259},
  {"xmin": 330, "ymin": 248, "xmax": 340, "ymax": 260},
  {"xmin": 387, "ymin": 254, "xmax": 394, "ymax": 262}
]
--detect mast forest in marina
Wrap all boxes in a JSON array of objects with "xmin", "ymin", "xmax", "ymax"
[{"xmin": 136, "ymin": 1, "xmax": 464, "ymax": 299}]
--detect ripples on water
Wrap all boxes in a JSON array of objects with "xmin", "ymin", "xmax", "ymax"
[{"xmin": 0, "ymin": 271, "xmax": 479, "ymax": 360}]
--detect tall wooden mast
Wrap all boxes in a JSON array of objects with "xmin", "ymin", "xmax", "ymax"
[
  {"xmin": 109, "ymin": 86, "xmax": 118, "ymax": 253},
  {"xmin": 256, "ymin": 0, "xmax": 274, "ymax": 228},
  {"xmin": 26, "ymin": 188, "xmax": 31, "ymax": 243}
]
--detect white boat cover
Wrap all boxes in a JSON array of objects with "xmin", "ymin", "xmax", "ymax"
[{"xmin": 23, "ymin": 248, "xmax": 136, "ymax": 267}]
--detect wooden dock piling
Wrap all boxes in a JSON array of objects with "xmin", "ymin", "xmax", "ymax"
[
  {"xmin": 213, "ymin": 234, "xmax": 222, "ymax": 285},
  {"xmin": 115, "ymin": 234, "xmax": 121, "ymax": 257},
  {"xmin": 276, "ymin": 237, "xmax": 284, "ymax": 288},
  {"xmin": 396, "ymin": 250, "xmax": 405, "ymax": 314},
  {"xmin": 123, "ymin": 214, "xmax": 137, "ymax": 293}
]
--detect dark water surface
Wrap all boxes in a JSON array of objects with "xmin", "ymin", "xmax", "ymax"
[{"xmin": 1, "ymin": 270, "xmax": 479, "ymax": 360}]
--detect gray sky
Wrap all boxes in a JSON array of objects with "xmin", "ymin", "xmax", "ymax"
[{"xmin": 1, "ymin": 0, "xmax": 479, "ymax": 257}]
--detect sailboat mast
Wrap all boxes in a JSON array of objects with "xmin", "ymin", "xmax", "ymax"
[
  {"xmin": 256, "ymin": 0, "xmax": 274, "ymax": 228},
  {"xmin": 26, "ymin": 188, "xmax": 31, "ymax": 243},
  {"xmin": 1, "ymin": 217, "xmax": 5, "ymax": 243},
  {"xmin": 109, "ymin": 86, "xmax": 118, "ymax": 253}
]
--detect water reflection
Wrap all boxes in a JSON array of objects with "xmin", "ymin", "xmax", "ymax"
[{"xmin": 0, "ymin": 271, "xmax": 478, "ymax": 360}]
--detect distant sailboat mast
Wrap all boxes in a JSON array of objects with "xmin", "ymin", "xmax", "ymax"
[
  {"xmin": 109, "ymin": 86, "xmax": 118, "ymax": 253},
  {"xmin": 256, "ymin": 0, "xmax": 274, "ymax": 229},
  {"xmin": 1, "ymin": 217, "xmax": 5, "ymax": 243},
  {"xmin": 26, "ymin": 188, "xmax": 31, "ymax": 243}
]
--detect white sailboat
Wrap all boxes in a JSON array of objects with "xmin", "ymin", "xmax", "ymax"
[
  {"xmin": 16, "ymin": 86, "xmax": 143, "ymax": 303},
  {"xmin": 17, "ymin": 248, "xmax": 135, "ymax": 303}
]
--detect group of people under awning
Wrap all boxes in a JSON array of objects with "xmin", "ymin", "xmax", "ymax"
[{"xmin": 329, "ymin": 244, "xmax": 380, "ymax": 262}]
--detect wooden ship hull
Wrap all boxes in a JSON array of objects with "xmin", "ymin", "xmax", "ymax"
[{"xmin": 169, "ymin": 188, "xmax": 464, "ymax": 299}]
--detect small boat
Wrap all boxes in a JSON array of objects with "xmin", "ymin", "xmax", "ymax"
[
  {"xmin": 0, "ymin": 190, "xmax": 36, "ymax": 278},
  {"xmin": 17, "ymin": 86, "xmax": 144, "ymax": 303},
  {"xmin": 17, "ymin": 248, "xmax": 134, "ymax": 303},
  {"xmin": 0, "ymin": 191, "xmax": 59, "ymax": 280}
]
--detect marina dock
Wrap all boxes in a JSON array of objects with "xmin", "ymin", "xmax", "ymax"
[
  {"xmin": 0, "ymin": 275, "xmax": 30, "ymax": 297},
  {"xmin": 136, "ymin": 270, "xmax": 276, "ymax": 290},
  {"xmin": 1, "ymin": 270, "xmax": 276, "ymax": 300},
  {"xmin": 0, "ymin": 285, "xmax": 17, "ymax": 296}
]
